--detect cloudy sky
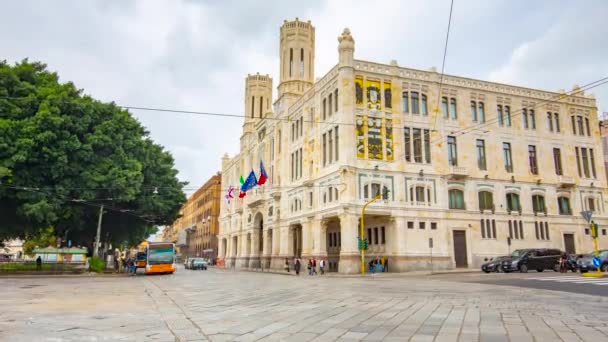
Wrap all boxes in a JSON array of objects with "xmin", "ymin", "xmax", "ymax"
[{"xmin": 2, "ymin": 0, "xmax": 607, "ymax": 195}]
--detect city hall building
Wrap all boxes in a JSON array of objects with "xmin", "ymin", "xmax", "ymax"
[{"xmin": 217, "ymin": 18, "xmax": 607, "ymax": 273}]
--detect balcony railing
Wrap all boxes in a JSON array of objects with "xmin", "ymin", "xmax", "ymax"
[
  {"xmin": 557, "ymin": 175, "xmax": 575, "ymax": 188},
  {"xmin": 448, "ymin": 166, "xmax": 468, "ymax": 179}
]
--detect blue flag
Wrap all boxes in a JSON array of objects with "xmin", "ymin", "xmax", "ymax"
[{"xmin": 240, "ymin": 170, "xmax": 258, "ymax": 193}]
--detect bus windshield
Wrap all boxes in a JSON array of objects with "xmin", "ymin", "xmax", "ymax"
[{"xmin": 148, "ymin": 244, "xmax": 175, "ymax": 265}]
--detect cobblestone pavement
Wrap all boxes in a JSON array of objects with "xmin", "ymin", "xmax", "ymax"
[{"xmin": 1, "ymin": 269, "xmax": 608, "ymax": 341}]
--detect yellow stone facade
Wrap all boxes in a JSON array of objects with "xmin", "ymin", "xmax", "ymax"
[
  {"xmin": 218, "ymin": 19, "xmax": 607, "ymax": 273},
  {"xmin": 163, "ymin": 174, "xmax": 221, "ymax": 260}
]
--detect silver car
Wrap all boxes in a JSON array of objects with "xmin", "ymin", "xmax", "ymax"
[{"xmin": 577, "ymin": 250, "xmax": 608, "ymax": 272}]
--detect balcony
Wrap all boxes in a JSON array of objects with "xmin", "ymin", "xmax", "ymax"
[
  {"xmin": 557, "ymin": 175, "xmax": 575, "ymax": 188},
  {"xmin": 247, "ymin": 188, "xmax": 265, "ymax": 208},
  {"xmin": 447, "ymin": 166, "xmax": 468, "ymax": 180}
]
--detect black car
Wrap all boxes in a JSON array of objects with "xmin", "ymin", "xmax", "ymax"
[
  {"xmin": 577, "ymin": 250, "xmax": 608, "ymax": 273},
  {"xmin": 481, "ymin": 256, "xmax": 510, "ymax": 273},
  {"xmin": 502, "ymin": 248, "xmax": 562, "ymax": 273}
]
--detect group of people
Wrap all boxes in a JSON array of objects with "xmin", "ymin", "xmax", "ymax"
[
  {"xmin": 118, "ymin": 258, "xmax": 138, "ymax": 275},
  {"xmin": 284, "ymin": 257, "xmax": 327, "ymax": 275},
  {"xmin": 369, "ymin": 257, "xmax": 388, "ymax": 273}
]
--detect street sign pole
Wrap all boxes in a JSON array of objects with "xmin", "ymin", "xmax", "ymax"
[{"xmin": 360, "ymin": 193, "xmax": 382, "ymax": 275}]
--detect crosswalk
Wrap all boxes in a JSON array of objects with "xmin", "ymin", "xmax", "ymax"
[{"xmin": 526, "ymin": 275, "xmax": 608, "ymax": 286}]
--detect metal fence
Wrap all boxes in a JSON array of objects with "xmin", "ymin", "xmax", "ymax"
[{"xmin": 0, "ymin": 260, "xmax": 87, "ymax": 274}]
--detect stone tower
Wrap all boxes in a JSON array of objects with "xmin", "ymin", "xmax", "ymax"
[
  {"xmin": 244, "ymin": 73, "xmax": 273, "ymax": 122},
  {"xmin": 278, "ymin": 18, "xmax": 315, "ymax": 99}
]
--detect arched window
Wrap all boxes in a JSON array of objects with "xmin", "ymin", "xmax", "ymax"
[
  {"xmin": 402, "ymin": 91, "xmax": 409, "ymax": 113},
  {"xmin": 478, "ymin": 102, "xmax": 485, "ymax": 123},
  {"xmin": 558, "ymin": 197, "xmax": 571, "ymax": 215},
  {"xmin": 421, "ymin": 94, "xmax": 428, "ymax": 115},
  {"xmin": 471, "ymin": 101, "xmax": 477, "ymax": 121},
  {"xmin": 478, "ymin": 191, "xmax": 493, "ymax": 211},
  {"xmin": 441, "ymin": 97, "xmax": 449, "ymax": 118},
  {"xmin": 450, "ymin": 98, "xmax": 458, "ymax": 119},
  {"xmin": 532, "ymin": 195, "xmax": 545, "ymax": 213},
  {"xmin": 506, "ymin": 193, "xmax": 520, "ymax": 212},
  {"xmin": 415, "ymin": 186, "xmax": 425, "ymax": 203},
  {"xmin": 411, "ymin": 92, "xmax": 420, "ymax": 114},
  {"xmin": 448, "ymin": 189, "xmax": 465, "ymax": 209}
]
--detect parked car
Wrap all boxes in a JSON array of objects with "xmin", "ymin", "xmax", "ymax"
[
  {"xmin": 189, "ymin": 258, "xmax": 208, "ymax": 270},
  {"xmin": 501, "ymin": 248, "xmax": 562, "ymax": 273},
  {"xmin": 481, "ymin": 256, "xmax": 510, "ymax": 273},
  {"xmin": 577, "ymin": 250, "xmax": 608, "ymax": 273}
]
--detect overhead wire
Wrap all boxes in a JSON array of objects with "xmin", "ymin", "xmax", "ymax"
[{"xmin": 431, "ymin": 0, "xmax": 455, "ymax": 132}]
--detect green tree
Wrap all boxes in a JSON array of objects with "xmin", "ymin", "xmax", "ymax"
[
  {"xmin": 0, "ymin": 60, "xmax": 186, "ymax": 248},
  {"xmin": 22, "ymin": 226, "xmax": 56, "ymax": 256}
]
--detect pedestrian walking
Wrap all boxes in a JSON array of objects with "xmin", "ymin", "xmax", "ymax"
[
  {"xmin": 319, "ymin": 259, "xmax": 325, "ymax": 275},
  {"xmin": 312, "ymin": 258, "xmax": 317, "ymax": 275},
  {"xmin": 380, "ymin": 256, "xmax": 385, "ymax": 272},
  {"xmin": 285, "ymin": 258, "xmax": 290, "ymax": 272},
  {"xmin": 130, "ymin": 258, "xmax": 137, "ymax": 275},
  {"xmin": 36, "ymin": 256, "xmax": 42, "ymax": 271},
  {"xmin": 295, "ymin": 258, "xmax": 301, "ymax": 275},
  {"xmin": 307, "ymin": 259, "xmax": 313, "ymax": 275}
]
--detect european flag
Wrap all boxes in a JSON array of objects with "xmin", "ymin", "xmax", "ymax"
[{"xmin": 240, "ymin": 170, "xmax": 258, "ymax": 193}]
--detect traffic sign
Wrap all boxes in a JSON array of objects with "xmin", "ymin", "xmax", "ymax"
[
  {"xmin": 580, "ymin": 211, "xmax": 593, "ymax": 223},
  {"xmin": 592, "ymin": 256, "xmax": 601, "ymax": 268}
]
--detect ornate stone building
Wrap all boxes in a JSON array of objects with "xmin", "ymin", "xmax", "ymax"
[
  {"xmin": 164, "ymin": 173, "xmax": 221, "ymax": 260},
  {"xmin": 217, "ymin": 18, "xmax": 607, "ymax": 273}
]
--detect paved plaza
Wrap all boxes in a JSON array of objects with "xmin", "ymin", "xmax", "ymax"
[{"xmin": 1, "ymin": 269, "xmax": 608, "ymax": 342}]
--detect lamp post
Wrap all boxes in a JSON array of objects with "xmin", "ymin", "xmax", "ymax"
[
  {"xmin": 359, "ymin": 191, "xmax": 385, "ymax": 275},
  {"xmin": 94, "ymin": 205, "xmax": 104, "ymax": 258}
]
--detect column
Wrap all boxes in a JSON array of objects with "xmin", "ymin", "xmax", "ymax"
[
  {"xmin": 279, "ymin": 226, "xmax": 292, "ymax": 257},
  {"xmin": 338, "ymin": 212, "xmax": 360, "ymax": 273},
  {"xmin": 301, "ymin": 218, "xmax": 313, "ymax": 258},
  {"xmin": 311, "ymin": 219, "xmax": 328, "ymax": 258}
]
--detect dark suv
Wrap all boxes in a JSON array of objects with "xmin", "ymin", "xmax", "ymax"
[{"xmin": 502, "ymin": 248, "xmax": 562, "ymax": 273}]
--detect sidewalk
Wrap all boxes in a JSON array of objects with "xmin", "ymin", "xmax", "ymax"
[{"xmin": 211, "ymin": 266, "xmax": 480, "ymax": 278}]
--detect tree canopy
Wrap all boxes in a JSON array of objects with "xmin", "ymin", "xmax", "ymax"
[{"xmin": 0, "ymin": 60, "xmax": 186, "ymax": 248}]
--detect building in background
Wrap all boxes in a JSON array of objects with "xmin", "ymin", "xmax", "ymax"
[
  {"xmin": 218, "ymin": 18, "xmax": 607, "ymax": 273},
  {"xmin": 164, "ymin": 173, "xmax": 222, "ymax": 261}
]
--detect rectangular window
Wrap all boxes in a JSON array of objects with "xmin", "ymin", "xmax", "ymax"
[
  {"xmin": 585, "ymin": 117, "xmax": 590, "ymax": 136},
  {"xmin": 471, "ymin": 101, "xmax": 477, "ymax": 121},
  {"xmin": 528, "ymin": 145, "xmax": 538, "ymax": 174},
  {"xmin": 581, "ymin": 147, "xmax": 590, "ymax": 178},
  {"xmin": 530, "ymin": 109, "xmax": 536, "ymax": 129},
  {"xmin": 328, "ymin": 93, "xmax": 333, "ymax": 117},
  {"xmin": 519, "ymin": 221, "xmax": 524, "ymax": 240},
  {"xmin": 374, "ymin": 227, "xmax": 379, "ymax": 244},
  {"xmin": 575, "ymin": 147, "xmax": 582, "ymax": 177},
  {"xmin": 554, "ymin": 113, "xmax": 560, "ymax": 132},
  {"xmin": 300, "ymin": 117, "xmax": 303, "ymax": 136},
  {"xmin": 407, "ymin": 221, "xmax": 414, "ymax": 229},
  {"xmin": 424, "ymin": 129, "xmax": 431, "ymax": 164},
  {"xmin": 419, "ymin": 222, "xmax": 425, "ymax": 229},
  {"xmin": 505, "ymin": 106, "xmax": 511, "ymax": 127},
  {"xmin": 478, "ymin": 102, "xmax": 485, "ymax": 123},
  {"xmin": 522, "ymin": 109, "xmax": 528, "ymax": 129},
  {"xmin": 404, "ymin": 127, "xmax": 411, "ymax": 162},
  {"xmin": 413, "ymin": 128, "xmax": 422, "ymax": 163},
  {"xmin": 381, "ymin": 227, "xmax": 385, "ymax": 244},
  {"xmin": 448, "ymin": 136, "xmax": 457, "ymax": 166},
  {"xmin": 497, "ymin": 105, "xmax": 503, "ymax": 126},
  {"xmin": 553, "ymin": 148, "xmax": 563, "ymax": 176},
  {"xmin": 260, "ymin": 96, "xmax": 263, "ymax": 118},
  {"xmin": 588, "ymin": 198, "xmax": 596, "ymax": 212},
  {"xmin": 367, "ymin": 228, "xmax": 372, "ymax": 243},
  {"xmin": 442, "ymin": 97, "xmax": 449, "ymax": 118},
  {"xmin": 492, "ymin": 220, "xmax": 497, "ymax": 239},
  {"xmin": 590, "ymin": 148, "xmax": 596, "ymax": 178},
  {"xmin": 431, "ymin": 222, "xmax": 437, "ymax": 230},
  {"xmin": 545, "ymin": 222, "xmax": 549, "ymax": 240},
  {"xmin": 547, "ymin": 112, "xmax": 553, "ymax": 132},
  {"xmin": 503, "ymin": 142, "xmax": 513, "ymax": 173},
  {"xmin": 535, "ymin": 222, "xmax": 540, "ymax": 239},
  {"xmin": 421, "ymin": 95, "xmax": 428, "ymax": 115},
  {"xmin": 476, "ymin": 139, "xmax": 486, "ymax": 170},
  {"xmin": 508, "ymin": 220, "xmax": 513, "ymax": 239},
  {"xmin": 450, "ymin": 98, "xmax": 457, "ymax": 119},
  {"xmin": 402, "ymin": 92, "xmax": 409, "ymax": 113},
  {"xmin": 481, "ymin": 219, "xmax": 485, "ymax": 238},
  {"xmin": 577, "ymin": 116, "xmax": 584, "ymax": 136}
]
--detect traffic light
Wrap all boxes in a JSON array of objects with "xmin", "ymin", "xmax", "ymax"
[
  {"xmin": 591, "ymin": 222, "xmax": 598, "ymax": 238},
  {"xmin": 363, "ymin": 238, "xmax": 369, "ymax": 250},
  {"xmin": 382, "ymin": 186, "xmax": 390, "ymax": 200},
  {"xmin": 357, "ymin": 237, "xmax": 362, "ymax": 250}
]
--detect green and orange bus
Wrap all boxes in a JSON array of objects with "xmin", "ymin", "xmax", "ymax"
[{"xmin": 144, "ymin": 242, "xmax": 176, "ymax": 274}]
